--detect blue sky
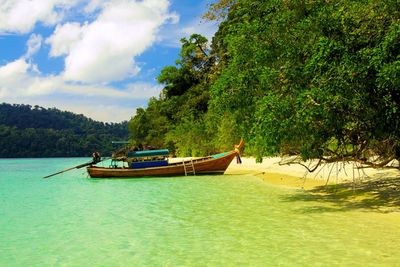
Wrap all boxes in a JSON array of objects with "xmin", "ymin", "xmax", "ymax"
[{"xmin": 0, "ymin": 0, "xmax": 218, "ymax": 122}]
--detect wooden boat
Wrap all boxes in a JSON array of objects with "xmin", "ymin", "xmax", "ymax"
[{"xmin": 87, "ymin": 140, "xmax": 244, "ymax": 178}]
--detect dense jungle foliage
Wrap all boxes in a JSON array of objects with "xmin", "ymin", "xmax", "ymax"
[
  {"xmin": 0, "ymin": 103, "xmax": 128, "ymax": 157},
  {"xmin": 129, "ymin": 0, "xmax": 400, "ymax": 168}
]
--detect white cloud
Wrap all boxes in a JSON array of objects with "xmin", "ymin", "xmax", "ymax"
[
  {"xmin": 46, "ymin": 22, "xmax": 85, "ymax": 57},
  {"xmin": 25, "ymin": 34, "xmax": 43, "ymax": 58},
  {"xmin": 0, "ymin": 58, "xmax": 29, "ymax": 77},
  {"xmin": 84, "ymin": 0, "xmax": 105, "ymax": 13},
  {"xmin": 52, "ymin": 102, "xmax": 137, "ymax": 122},
  {"xmin": 0, "ymin": 58, "xmax": 30, "ymax": 87},
  {"xmin": 125, "ymin": 82, "xmax": 162, "ymax": 98},
  {"xmin": 159, "ymin": 17, "xmax": 218, "ymax": 48},
  {"xmin": 0, "ymin": 58, "xmax": 58, "ymax": 97},
  {"xmin": 0, "ymin": 0, "xmax": 176, "ymax": 121},
  {"xmin": 181, "ymin": 20, "xmax": 218, "ymax": 43},
  {"xmin": 0, "ymin": 58, "xmax": 161, "ymax": 98},
  {"xmin": 0, "ymin": 57, "xmax": 161, "ymax": 121},
  {"xmin": 0, "ymin": 0, "xmax": 79, "ymax": 34},
  {"xmin": 45, "ymin": 0, "xmax": 176, "ymax": 84}
]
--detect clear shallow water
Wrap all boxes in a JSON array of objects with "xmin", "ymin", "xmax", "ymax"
[{"xmin": 0, "ymin": 158, "xmax": 399, "ymax": 266}]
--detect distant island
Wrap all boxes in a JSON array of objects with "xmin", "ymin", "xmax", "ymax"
[{"xmin": 0, "ymin": 103, "xmax": 128, "ymax": 158}]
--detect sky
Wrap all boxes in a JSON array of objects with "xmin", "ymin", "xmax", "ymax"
[{"xmin": 0, "ymin": 0, "xmax": 218, "ymax": 122}]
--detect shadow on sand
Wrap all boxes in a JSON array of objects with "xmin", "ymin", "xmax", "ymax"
[{"xmin": 282, "ymin": 174, "xmax": 400, "ymax": 213}]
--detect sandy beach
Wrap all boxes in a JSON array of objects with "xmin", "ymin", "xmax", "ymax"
[
  {"xmin": 226, "ymin": 157, "xmax": 327, "ymax": 189},
  {"xmin": 226, "ymin": 157, "xmax": 400, "ymax": 188},
  {"xmin": 226, "ymin": 157, "xmax": 400, "ymax": 214}
]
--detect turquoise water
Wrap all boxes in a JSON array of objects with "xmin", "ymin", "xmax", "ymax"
[{"xmin": 0, "ymin": 158, "xmax": 399, "ymax": 266}]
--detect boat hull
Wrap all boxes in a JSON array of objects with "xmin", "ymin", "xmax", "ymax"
[{"xmin": 87, "ymin": 151, "xmax": 238, "ymax": 178}]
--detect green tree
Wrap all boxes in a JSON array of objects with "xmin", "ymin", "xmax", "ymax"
[
  {"xmin": 207, "ymin": 0, "xmax": 400, "ymax": 166},
  {"xmin": 129, "ymin": 34, "xmax": 215, "ymax": 156}
]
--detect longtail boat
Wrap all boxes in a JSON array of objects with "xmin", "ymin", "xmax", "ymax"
[{"xmin": 86, "ymin": 139, "xmax": 244, "ymax": 178}]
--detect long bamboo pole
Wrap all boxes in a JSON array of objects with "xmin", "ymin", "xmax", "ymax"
[{"xmin": 43, "ymin": 158, "xmax": 109, "ymax": 179}]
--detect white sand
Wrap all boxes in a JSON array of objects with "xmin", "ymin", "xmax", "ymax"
[
  {"xmin": 226, "ymin": 157, "xmax": 399, "ymax": 188},
  {"xmin": 169, "ymin": 155, "xmax": 399, "ymax": 188}
]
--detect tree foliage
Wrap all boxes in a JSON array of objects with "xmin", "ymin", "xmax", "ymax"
[
  {"xmin": 129, "ymin": 0, "xmax": 400, "ymax": 168},
  {"xmin": 129, "ymin": 34, "xmax": 215, "ymax": 156},
  {"xmin": 207, "ymin": 0, "xmax": 400, "ymax": 167}
]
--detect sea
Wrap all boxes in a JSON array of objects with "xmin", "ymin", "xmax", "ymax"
[{"xmin": 0, "ymin": 158, "xmax": 399, "ymax": 266}]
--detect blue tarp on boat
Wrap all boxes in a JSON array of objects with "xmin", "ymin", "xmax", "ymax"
[
  {"xmin": 131, "ymin": 160, "xmax": 169, "ymax": 169},
  {"xmin": 212, "ymin": 152, "xmax": 229, "ymax": 158},
  {"xmin": 128, "ymin": 149, "xmax": 169, "ymax": 158}
]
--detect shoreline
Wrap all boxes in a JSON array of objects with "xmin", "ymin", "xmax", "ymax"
[
  {"xmin": 226, "ymin": 157, "xmax": 327, "ymax": 190},
  {"xmin": 226, "ymin": 157, "xmax": 400, "ymax": 214},
  {"xmin": 226, "ymin": 157, "xmax": 400, "ymax": 189}
]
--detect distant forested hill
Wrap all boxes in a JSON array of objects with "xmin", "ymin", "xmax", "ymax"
[{"xmin": 0, "ymin": 103, "xmax": 128, "ymax": 157}]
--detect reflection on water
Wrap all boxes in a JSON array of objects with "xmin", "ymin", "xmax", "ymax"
[{"xmin": 0, "ymin": 158, "xmax": 399, "ymax": 266}]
